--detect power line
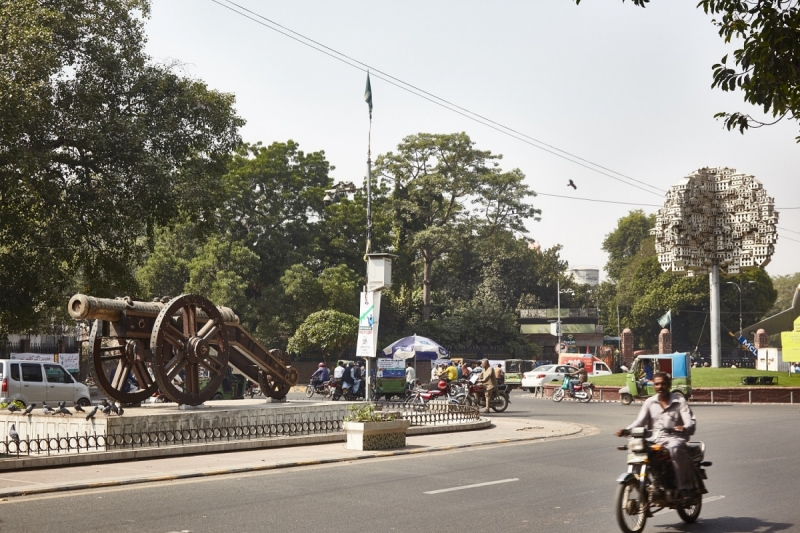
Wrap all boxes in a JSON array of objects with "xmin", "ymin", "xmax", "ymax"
[
  {"xmin": 211, "ymin": 0, "xmax": 667, "ymax": 198},
  {"xmin": 777, "ymin": 226, "xmax": 800, "ymax": 235},
  {"xmin": 536, "ymin": 192, "xmax": 661, "ymax": 207},
  {"xmin": 779, "ymin": 232, "xmax": 800, "ymax": 243}
]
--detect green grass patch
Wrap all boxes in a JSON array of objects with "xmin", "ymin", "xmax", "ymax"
[{"xmin": 590, "ymin": 368, "xmax": 800, "ymax": 388}]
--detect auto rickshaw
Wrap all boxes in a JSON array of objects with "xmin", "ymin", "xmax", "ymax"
[
  {"xmin": 619, "ymin": 352, "xmax": 691, "ymax": 405},
  {"xmin": 503, "ymin": 359, "xmax": 536, "ymax": 391}
]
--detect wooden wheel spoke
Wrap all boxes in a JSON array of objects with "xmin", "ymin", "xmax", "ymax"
[
  {"xmin": 197, "ymin": 319, "xmax": 220, "ymax": 342},
  {"xmin": 99, "ymin": 353, "xmax": 124, "ymax": 362},
  {"xmin": 100, "ymin": 345, "xmax": 124, "ymax": 352},
  {"xmin": 167, "ymin": 358, "xmax": 187, "ymax": 380},
  {"xmin": 131, "ymin": 361, "xmax": 152, "ymax": 390},
  {"xmin": 182, "ymin": 305, "xmax": 197, "ymax": 337},
  {"xmin": 199, "ymin": 355, "xmax": 224, "ymax": 376},
  {"xmin": 110, "ymin": 361, "xmax": 130, "ymax": 390},
  {"xmin": 164, "ymin": 323, "xmax": 188, "ymax": 349}
]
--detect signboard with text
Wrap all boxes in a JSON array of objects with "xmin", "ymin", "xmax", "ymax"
[{"xmin": 356, "ymin": 291, "xmax": 381, "ymax": 358}]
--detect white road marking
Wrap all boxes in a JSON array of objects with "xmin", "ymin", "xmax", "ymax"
[
  {"xmin": 653, "ymin": 495, "xmax": 725, "ymax": 516},
  {"xmin": 424, "ymin": 478, "xmax": 519, "ymax": 494}
]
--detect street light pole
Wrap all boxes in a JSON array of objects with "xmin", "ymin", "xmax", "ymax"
[
  {"xmin": 556, "ymin": 279, "xmax": 574, "ymax": 356},
  {"xmin": 726, "ymin": 280, "xmax": 756, "ymax": 338}
]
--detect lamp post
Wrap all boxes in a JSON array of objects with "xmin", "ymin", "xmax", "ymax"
[
  {"xmin": 726, "ymin": 280, "xmax": 756, "ymax": 337},
  {"xmin": 557, "ymin": 279, "xmax": 574, "ymax": 355}
]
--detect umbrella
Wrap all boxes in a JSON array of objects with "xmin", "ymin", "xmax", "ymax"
[{"xmin": 383, "ymin": 335, "xmax": 449, "ymax": 361}]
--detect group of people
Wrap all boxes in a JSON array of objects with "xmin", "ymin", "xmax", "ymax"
[
  {"xmin": 789, "ymin": 362, "xmax": 800, "ymax": 374},
  {"xmin": 311, "ymin": 361, "xmax": 367, "ymax": 395},
  {"xmin": 428, "ymin": 360, "xmax": 505, "ymax": 384}
]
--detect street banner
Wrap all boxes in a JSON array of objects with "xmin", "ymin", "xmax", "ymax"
[
  {"xmin": 781, "ymin": 316, "xmax": 800, "ymax": 361},
  {"xmin": 356, "ymin": 291, "xmax": 381, "ymax": 358},
  {"xmin": 657, "ymin": 310, "xmax": 672, "ymax": 328},
  {"xmin": 736, "ymin": 335, "xmax": 759, "ymax": 358},
  {"xmin": 10, "ymin": 352, "xmax": 80, "ymax": 372},
  {"xmin": 377, "ymin": 358, "xmax": 404, "ymax": 378}
]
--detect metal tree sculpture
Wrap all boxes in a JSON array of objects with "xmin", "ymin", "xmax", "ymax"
[{"xmin": 650, "ymin": 167, "xmax": 778, "ymax": 366}]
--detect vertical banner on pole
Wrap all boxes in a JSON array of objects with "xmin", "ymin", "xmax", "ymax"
[{"xmin": 356, "ymin": 291, "xmax": 381, "ymax": 358}]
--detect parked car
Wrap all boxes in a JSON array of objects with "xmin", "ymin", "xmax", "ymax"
[
  {"xmin": 521, "ymin": 364, "xmax": 577, "ymax": 392},
  {"xmin": 0, "ymin": 360, "xmax": 92, "ymax": 407}
]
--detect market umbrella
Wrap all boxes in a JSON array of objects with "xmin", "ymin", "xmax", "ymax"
[{"xmin": 383, "ymin": 335, "xmax": 449, "ymax": 361}]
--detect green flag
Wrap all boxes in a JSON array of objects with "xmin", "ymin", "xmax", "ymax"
[
  {"xmin": 364, "ymin": 72, "xmax": 373, "ymax": 119},
  {"xmin": 657, "ymin": 310, "xmax": 672, "ymax": 328}
]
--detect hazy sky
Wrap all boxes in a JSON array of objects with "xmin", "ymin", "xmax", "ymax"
[{"xmin": 144, "ymin": 0, "xmax": 799, "ymax": 279}]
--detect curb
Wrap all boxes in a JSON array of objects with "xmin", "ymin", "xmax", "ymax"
[
  {"xmin": 518, "ymin": 392, "xmax": 800, "ymax": 406},
  {"xmin": 0, "ymin": 422, "xmax": 584, "ymax": 499}
]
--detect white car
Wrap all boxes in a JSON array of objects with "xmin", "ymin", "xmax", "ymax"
[
  {"xmin": 0, "ymin": 360, "xmax": 91, "ymax": 407},
  {"xmin": 521, "ymin": 364, "xmax": 577, "ymax": 392}
]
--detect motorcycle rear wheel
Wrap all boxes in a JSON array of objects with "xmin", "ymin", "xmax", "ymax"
[
  {"xmin": 677, "ymin": 498, "xmax": 702, "ymax": 523},
  {"xmin": 615, "ymin": 478, "xmax": 648, "ymax": 533},
  {"xmin": 491, "ymin": 394, "xmax": 509, "ymax": 412},
  {"xmin": 579, "ymin": 388, "xmax": 593, "ymax": 403},
  {"xmin": 305, "ymin": 386, "xmax": 315, "ymax": 398},
  {"xmin": 552, "ymin": 388, "xmax": 565, "ymax": 402}
]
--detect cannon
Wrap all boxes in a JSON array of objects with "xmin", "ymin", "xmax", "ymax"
[{"xmin": 68, "ymin": 294, "xmax": 299, "ymax": 405}]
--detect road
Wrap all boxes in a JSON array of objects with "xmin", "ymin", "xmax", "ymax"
[{"xmin": 1, "ymin": 393, "xmax": 797, "ymax": 533}]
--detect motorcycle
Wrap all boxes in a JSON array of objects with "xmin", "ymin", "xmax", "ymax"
[
  {"xmin": 245, "ymin": 381, "xmax": 260, "ymax": 398},
  {"xmin": 404, "ymin": 380, "xmax": 462, "ymax": 409},
  {"xmin": 331, "ymin": 379, "xmax": 365, "ymax": 401},
  {"xmin": 465, "ymin": 380, "xmax": 510, "ymax": 412},
  {"xmin": 615, "ymin": 427, "xmax": 711, "ymax": 533},
  {"xmin": 552, "ymin": 375, "xmax": 594, "ymax": 403},
  {"xmin": 305, "ymin": 378, "xmax": 332, "ymax": 399}
]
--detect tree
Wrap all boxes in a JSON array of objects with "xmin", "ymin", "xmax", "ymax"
[
  {"xmin": 767, "ymin": 272, "xmax": 800, "ymax": 316},
  {"xmin": 286, "ymin": 310, "xmax": 358, "ymax": 363},
  {"xmin": 375, "ymin": 132, "xmax": 539, "ymax": 321},
  {"xmin": 576, "ymin": 0, "xmax": 800, "ymax": 141},
  {"xmin": 0, "ymin": 0, "xmax": 243, "ymax": 334},
  {"xmin": 602, "ymin": 210, "xmax": 656, "ymax": 282}
]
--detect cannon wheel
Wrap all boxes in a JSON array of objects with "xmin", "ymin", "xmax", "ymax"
[
  {"xmin": 259, "ymin": 350, "xmax": 298, "ymax": 400},
  {"xmin": 88, "ymin": 320, "xmax": 158, "ymax": 405},
  {"xmin": 150, "ymin": 294, "xmax": 231, "ymax": 405}
]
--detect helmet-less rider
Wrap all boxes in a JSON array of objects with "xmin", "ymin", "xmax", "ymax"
[
  {"xmin": 569, "ymin": 362, "xmax": 587, "ymax": 395},
  {"xmin": 615, "ymin": 372, "xmax": 696, "ymax": 500},
  {"xmin": 311, "ymin": 363, "xmax": 329, "ymax": 388}
]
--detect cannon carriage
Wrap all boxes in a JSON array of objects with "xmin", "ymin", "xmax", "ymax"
[{"xmin": 68, "ymin": 293, "xmax": 299, "ymax": 406}]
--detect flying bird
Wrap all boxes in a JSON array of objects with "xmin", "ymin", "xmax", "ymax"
[
  {"xmin": 7, "ymin": 403, "xmax": 19, "ymax": 414},
  {"xmin": 41, "ymin": 402, "xmax": 55, "ymax": 416},
  {"xmin": 85, "ymin": 406, "xmax": 99, "ymax": 421},
  {"xmin": 58, "ymin": 402, "xmax": 72, "ymax": 416},
  {"xmin": 8, "ymin": 423, "xmax": 19, "ymax": 445},
  {"xmin": 568, "ymin": 179, "xmax": 577, "ymax": 190},
  {"xmin": 74, "ymin": 403, "xmax": 85, "ymax": 413},
  {"xmin": 23, "ymin": 403, "xmax": 36, "ymax": 415}
]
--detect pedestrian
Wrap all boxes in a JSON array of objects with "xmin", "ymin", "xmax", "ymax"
[
  {"xmin": 430, "ymin": 363, "xmax": 438, "ymax": 381},
  {"xmin": 405, "ymin": 361, "xmax": 416, "ymax": 390},
  {"xmin": 461, "ymin": 361, "xmax": 471, "ymax": 378},
  {"xmin": 791, "ymin": 362, "xmax": 797, "ymax": 374},
  {"xmin": 477, "ymin": 359, "xmax": 497, "ymax": 414}
]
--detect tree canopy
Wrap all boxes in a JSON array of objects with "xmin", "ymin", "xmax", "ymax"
[{"xmin": 0, "ymin": 0, "xmax": 243, "ymax": 334}]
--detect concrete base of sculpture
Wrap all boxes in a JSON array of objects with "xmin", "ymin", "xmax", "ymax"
[{"xmin": 344, "ymin": 419, "xmax": 411, "ymax": 451}]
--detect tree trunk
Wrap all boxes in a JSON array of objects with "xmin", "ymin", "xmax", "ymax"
[{"xmin": 422, "ymin": 254, "xmax": 433, "ymax": 321}]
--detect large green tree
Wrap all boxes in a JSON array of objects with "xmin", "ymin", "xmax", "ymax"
[
  {"xmin": 576, "ymin": 0, "xmax": 800, "ymax": 141},
  {"xmin": 375, "ymin": 132, "xmax": 539, "ymax": 321},
  {"xmin": 0, "ymin": 0, "xmax": 243, "ymax": 334}
]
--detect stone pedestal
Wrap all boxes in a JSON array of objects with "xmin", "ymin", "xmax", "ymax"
[
  {"xmin": 621, "ymin": 328, "xmax": 634, "ymax": 368},
  {"xmin": 754, "ymin": 329, "xmax": 769, "ymax": 349}
]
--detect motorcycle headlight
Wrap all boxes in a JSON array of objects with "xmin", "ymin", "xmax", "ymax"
[{"xmin": 629, "ymin": 438, "xmax": 646, "ymax": 453}]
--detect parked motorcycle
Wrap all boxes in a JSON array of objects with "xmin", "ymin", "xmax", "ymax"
[
  {"xmin": 466, "ymin": 381, "xmax": 510, "ymax": 412},
  {"xmin": 305, "ymin": 378, "xmax": 332, "ymax": 399},
  {"xmin": 615, "ymin": 427, "xmax": 711, "ymax": 533},
  {"xmin": 552, "ymin": 375, "xmax": 594, "ymax": 403},
  {"xmin": 245, "ymin": 381, "xmax": 260, "ymax": 398}
]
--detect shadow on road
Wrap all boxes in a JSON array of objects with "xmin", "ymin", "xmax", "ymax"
[{"xmin": 658, "ymin": 516, "xmax": 794, "ymax": 532}]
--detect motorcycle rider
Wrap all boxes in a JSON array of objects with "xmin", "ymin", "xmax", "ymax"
[
  {"xmin": 636, "ymin": 359, "xmax": 654, "ymax": 395},
  {"xmin": 569, "ymin": 362, "xmax": 588, "ymax": 395},
  {"xmin": 615, "ymin": 372, "xmax": 696, "ymax": 500},
  {"xmin": 341, "ymin": 362, "xmax": 355, "ymax": 393},
  {"xmin": 477, "ymin": 359, "xmax": 497, "ymax": 413},
  {"xmin": 311, "ymin": 363, "xmax": 329, "ymax": 388}
]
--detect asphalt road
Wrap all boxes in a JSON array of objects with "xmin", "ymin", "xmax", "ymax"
[{"xmin": 1, "ymin": 394, "xmax": 798, "ymax": 533}]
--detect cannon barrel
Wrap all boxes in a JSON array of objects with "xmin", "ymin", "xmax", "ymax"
[{"xmin": 68, "ymin": 294, "xmax": 239, "ymax": 324}]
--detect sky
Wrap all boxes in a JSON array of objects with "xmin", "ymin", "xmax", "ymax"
[{"xmin": 143, "ymin": 0, "xmax": 799, "ymax": 279}]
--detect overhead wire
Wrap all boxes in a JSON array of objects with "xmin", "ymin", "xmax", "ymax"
[{"xmin": 211, "ymin": 0, "xmax": 667, "ymax": 198}]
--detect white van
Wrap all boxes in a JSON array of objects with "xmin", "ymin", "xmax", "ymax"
[{"xmin": 0, "ymin": 360, "xmax": 91, "ymax": 407}]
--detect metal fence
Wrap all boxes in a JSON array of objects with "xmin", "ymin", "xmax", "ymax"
[{"xmin": 1, "ymin": 402, "xmax": 480, "ymax": 458}]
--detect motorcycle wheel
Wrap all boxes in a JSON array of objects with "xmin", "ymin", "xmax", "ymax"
[
  {"xmin": 677, "ymin": 498, "xmax": 702, "ymax": 523},
  {"xmin": 332, "ymin": 390, "xmax": 341, "ymax": 401},
  {"xmin": 491, "ymin": 394, "xmax": 509, "ymax": 413},
  {"xmin": 579, "ymin": 387, "xmax": 592, "ymax": 403},
  {"xmin": 552, "ymin": 388, "xmax": 565, "ymax": 402},
  {"xmin": 305, "ymin": 386, "xmax": 315, "ymax": 398},
  {"xmin": 620, "ymin": 393, "xmax": 633, "ymax": 405},
  {"xmin": 615, "ymin": 478, "xmax": 648, "ymax": 533}
]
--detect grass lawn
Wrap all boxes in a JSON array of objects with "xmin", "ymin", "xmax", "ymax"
[{"xmin": 590, "ymin": 368, "xmax": 800, "ymax": 388}]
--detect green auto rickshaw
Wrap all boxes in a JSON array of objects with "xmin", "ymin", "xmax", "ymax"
[{"xmin": 619, "ymin": 352, "xmax": 691, "ymax": 405}]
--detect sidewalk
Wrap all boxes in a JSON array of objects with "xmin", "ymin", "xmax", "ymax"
[{"xmin": 0, "ymin": 417, "xmax": 585, "ymax": 499}]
